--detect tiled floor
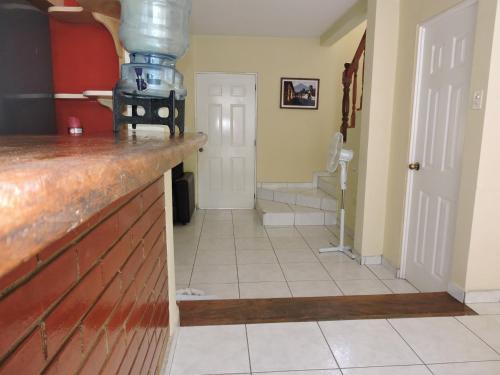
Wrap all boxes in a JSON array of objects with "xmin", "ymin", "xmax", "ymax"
[
  {"xmin": 166, "ymin": 305, "xmax": 500, "ymax": 374},
  {"xmin": 174, "ymin": 209, "xmax": 419, "ymax": 299}
]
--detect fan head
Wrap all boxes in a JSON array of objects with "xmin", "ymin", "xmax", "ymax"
[{"xmin": 326, "ymin": 132, "xmax": 344, "ymax": 173}]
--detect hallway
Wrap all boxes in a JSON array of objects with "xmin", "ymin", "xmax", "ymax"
[
  {"xmin": 166, "ymin": 305, "xmax": 500, "ymax": 374},
  {"xmin": 174, "ymin": 209, "xmax": 418, "ymax": 299}
]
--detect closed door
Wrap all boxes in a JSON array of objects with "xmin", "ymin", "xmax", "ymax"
[
  {"xmin": 196, "ymin": 73, "xmax": 257, "ymax": 209},
  {"xmin": 404, "ymin": 2, "xmax": 477, "ymax": 292}
]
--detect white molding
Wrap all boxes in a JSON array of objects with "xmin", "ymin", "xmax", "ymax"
[
  {"xmin": 465, "ymin": 290, "xmax": 500, "ymax": 304},
  {"xmin": 161, "ymin": 328, "xmax": 179, "ymax": 375},
  {"xmin": 448, "ymin": 282, "xmax": 466, "ymax": 303},
  {"xmin": 313, "ymin": 171, "xmax": 331, "ymax": 188},
  {"xmin": 361, "ymin": 255, "xmax": 382, "ymax": 265},
  {"xmin": 382, "ymin": 257, "xmax": 400, "ymax": 278}
]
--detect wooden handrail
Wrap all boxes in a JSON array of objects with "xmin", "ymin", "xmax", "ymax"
[{"xmin": 340, "ymin": 31, "xmax": 366, "ymax": 142}]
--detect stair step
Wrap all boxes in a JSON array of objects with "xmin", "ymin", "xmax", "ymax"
[
  {"xmin": 256, "ymin": 186, "xmax": 337, "ymax": 211},
  {"xmin": 318, "ymin": 176, "xmax": 337, "ymax": 197},
  {"xmin": 256, "ymin": 199, "xmax": 337, "ymax": 226}
]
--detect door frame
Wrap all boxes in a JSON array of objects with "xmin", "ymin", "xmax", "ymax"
[
  {"xmin": 194, "ymin": 72, "xmax": 259, "ymax": 209},
  {"xmin": 399, "ymin": 0, "xmax": 478, "ymax": 279}
]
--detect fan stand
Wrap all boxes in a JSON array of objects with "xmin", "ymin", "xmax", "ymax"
[{"xmin": 320, "ymin": 164, "xmax": 356, "ymax": 260}]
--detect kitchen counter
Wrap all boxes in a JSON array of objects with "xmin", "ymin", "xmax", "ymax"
[{"xmin": 0, "ymin": 130, "xmax": 207, "ymax": 278}]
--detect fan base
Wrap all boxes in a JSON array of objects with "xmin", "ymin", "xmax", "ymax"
[{"xmin": 319, "ymin": 245, "xmax": 356, "ymax": 260}]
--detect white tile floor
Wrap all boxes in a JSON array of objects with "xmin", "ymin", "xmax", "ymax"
[
  {"xmin": 167, "ymin": 306, "xmax": 500, "ymax": 375},
  {"xmin": 174, "ymin": 209, "xmax": 419, "ymax": 299}
]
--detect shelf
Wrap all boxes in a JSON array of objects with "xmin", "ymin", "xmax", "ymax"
[
  {"xmin": 76, "ymin": 0, "xmax": 120, "ymax": 19},
  {"xmin": 48, "ymin": 6, "xmax": 97, "ymax": 24},
  {"xmin": 54, "ymin": 93, "xmax": 87, "ymax": 99},
  {"xmin": 55, "ymin": 91, "xmax": 113, "ymax": 110}
]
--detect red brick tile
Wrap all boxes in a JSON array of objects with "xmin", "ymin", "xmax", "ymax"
[
  {"xmin": 151, "ymin": 328, "xmax": 168, "ymax": 375},
  {"xmin": 77, "ymin": 215, "xmax": 119, "ymax": 276},
  {"xmin": 142, "ymin": 178, "xmax": 164, "ymax": 210},
  {"xmin": 129, "ymin": 329, "xmax": 152, "ymax": 375},
  {"xmin": 0, "ymin": 327, "xmax": 46, "ymax": 374},
  {"xmin": 143, "ymin": 217, "xmax": 164, "ymax": 258},
  {"xmin": 120, "ymin": 242, "xmax": 144, "ymax": 291},
  {"xmin": 100, "ymin": 233, "xmax": 131, "ymax": 287},
  {"xmin": 79, "ymin": 331, "xmax": 107, "ymax": 375},
  {"xmin": 0, "ymin": 249, "xmax": 77, "ymax": 358},
  {"xmin": 81, "ymin": 276, "xmax": 121, "ymax": 351},
  {"xmin": 117, "ymin": 194, "xmax": 143, "ymax": 237},
  {"xmin": 45, "ymin": 328, "xmax": 83, "ymax": 375},
  {"xmin": 117, "ymin": 330, "xmax": 143, "ymax": 375},
  {"xmin": 0, "ymin": 256, "xmax": 38, "ymax": 292},
  {"xmin": 44, "ymin": 267, "xmax": 103, "ymax": 358},
  {"xmin": 100, "ymin": 328, "xmax": 127, "ymax": 375},
  {"xmin": 107, "ymin": 282, "xmax": 137, "ymax": 347},
  {"xmin": 142, "ymin": 330, "xmax": 160, "ymax": 374}
]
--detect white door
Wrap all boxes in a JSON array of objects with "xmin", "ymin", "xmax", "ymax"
[
  {"xmin": 403, "ymin": 2, "xmax": 477, "ymax": 292},
  {"xmin": 196, "ymin": 73, "xmax": 257, "ymax": 209}
]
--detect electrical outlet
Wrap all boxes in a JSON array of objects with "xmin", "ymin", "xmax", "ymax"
[{"xmin": 472, "ymin": 90, "xmax": 484, "ymax": 110}]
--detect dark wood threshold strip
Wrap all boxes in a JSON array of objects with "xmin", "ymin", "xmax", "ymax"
[{"xmin": 179, "ymin": 292, "xmax": 476, "ymax": 326}]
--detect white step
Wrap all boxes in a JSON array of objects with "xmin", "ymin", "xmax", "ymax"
[
  {"xmin": 256, "ymin": 185, "xmax": 337, "ymax": 212},
  {"xmin": 256, "ymin": 199, "xmax": 337, "ymax": 226},
  {"xmin": 318, "ymin": 176, "xmax": 337, "ymax": 197}
]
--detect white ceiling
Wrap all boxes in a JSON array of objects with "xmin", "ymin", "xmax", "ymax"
[{"xmin": 191, "ymin": 0, "xmax": 359, "ymax": 38}]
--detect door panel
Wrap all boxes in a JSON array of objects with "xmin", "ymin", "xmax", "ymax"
[
  {"xmin": 405, "ymin": 3, "xmax": 477, "ymax": 292},
  {"xmin": 197, "ymin": 73, "xmax": 256, "ymax": 209}
]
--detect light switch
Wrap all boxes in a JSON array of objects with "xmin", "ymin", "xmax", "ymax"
[{"xmin": 472, "ymin": 90, "xmax": 484, "ymax": 110}]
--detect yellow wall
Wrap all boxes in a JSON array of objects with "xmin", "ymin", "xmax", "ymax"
[
  {"xmin": 354, "ymin": 0, "xmax": 400, "ymax": 258},
  {"xmin": 379, "ymin": 0, "xmax": 500, "ymax": 293},
  {"xmin": 177, "ymin": 24, "xmax": 366, "ymax": 183}
]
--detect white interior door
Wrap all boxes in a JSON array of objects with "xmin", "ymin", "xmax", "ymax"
[
  {"xmin": 403, "ymin": 2, "xmax": 477, "ymax": 292},
  {"xmin": 196, "ymin": 73, "xmax": 257, "ymax": 209}
]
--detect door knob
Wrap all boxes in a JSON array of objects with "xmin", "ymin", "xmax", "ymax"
[
  {"xmin": 409, "ymin": 162, "xmax": 420, "ymax": 171},
  {"xmin": 199, "ymin": 148, "xmax": 204, "ymax": 152}
]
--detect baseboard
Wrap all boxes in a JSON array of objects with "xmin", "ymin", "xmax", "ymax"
[
  {"xmin": 382, "ymin": 257, "xmax": 400, "ymax": 278},
  {"xmin": 313, "ymin": 171, "xmax": 331, "ymax": 188},
  {"xmin": 260, "ymin": 182, "xmax": 314, "ymax": 189},
  {"xmin": 465, "ymin": 290, "xmax": 500, "ymax": 304},
  {"xmin": 448, "ymin": 282, "xmax": 466, "ymax": 303},
  {"xmin": 361, "ymin": 255, "xmax": 382, "ymax": 265}
]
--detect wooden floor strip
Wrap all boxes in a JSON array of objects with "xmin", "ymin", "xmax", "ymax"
[{"xmin": 179, "ymin": 292, "xmax": 476, "ymax": 326}]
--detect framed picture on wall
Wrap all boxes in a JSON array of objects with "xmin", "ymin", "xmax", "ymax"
[{"xmin": 280, "ymin": 77, "xmax": 320, "ymax": 110}]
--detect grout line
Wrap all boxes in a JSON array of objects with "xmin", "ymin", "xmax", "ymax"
[
  {"xmin": 232, "ymin": 210, "xmax": 242, "ymax": 299},
  {"xmin": 386, "ymin": 318, "xmax": 431, "ymax": 371},
  {"xmin": 454, "ymin": 316, "xmax": 500, "ymax": 356},
  {"xmin": 264, "ymin": 225, "xmax": 294, "ymax": 298},
  {"xmin": 244, "ymin": 325, "xmax": 253, "ymax": 374},
  {"xmin": 316, "ymin": 321, "xmax": 342, "ymax": 370},
  {"xmin": 186, "ymin": 210, "xmax": 206, "ymax": 287},
  {"xmin": 295, "ymin": 226, "xmax": 346, "ymax": 297}
]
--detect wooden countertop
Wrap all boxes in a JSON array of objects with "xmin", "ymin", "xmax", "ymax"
[{"xmin": 0, "ymin": 131, "xmax": 207, "ymax": 278}]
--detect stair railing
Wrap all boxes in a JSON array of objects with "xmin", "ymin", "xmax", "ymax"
[{"xmin": 340, "ymin": 30, "xmax": 366, "ymax": 142}]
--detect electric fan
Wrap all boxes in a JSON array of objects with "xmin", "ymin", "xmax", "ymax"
[{"xmin": 320, "ymin": 132, "xmax": 355, "ymax": 259}]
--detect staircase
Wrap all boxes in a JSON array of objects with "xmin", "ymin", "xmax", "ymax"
[{"xmin": 256, "ymin": 181, "xmax": 338, "ymax": 226}]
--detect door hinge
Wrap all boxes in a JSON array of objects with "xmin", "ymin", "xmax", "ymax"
[
  {"xmin": 254, "ymin": 140, "xmax": 257, "ymax": 146},
  {"xmin": 255, "ymin": 84, "xmax": 257, "ymax": 91}
]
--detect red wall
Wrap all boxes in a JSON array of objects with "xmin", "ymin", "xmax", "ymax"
[
  {"xmin": 49, "ymin": 2, "xmax": 119, "ymax": 134},
  {"xmin": 0, "ymin": 178, "xmax": 170, "ymax": 374}
]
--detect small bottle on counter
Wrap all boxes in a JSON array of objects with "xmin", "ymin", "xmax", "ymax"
[{"xmin": 68, "ymin": 116, "xmax": 83, "ymax": 136}]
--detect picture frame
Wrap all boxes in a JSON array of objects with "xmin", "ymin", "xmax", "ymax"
[{"xmin": 280, "ymin": 77, "xmax": 320, "ymax": 110}]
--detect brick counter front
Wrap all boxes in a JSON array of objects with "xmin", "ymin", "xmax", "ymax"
[{"xmin": 0, "ymin": 177, "xmax": 169, "ymax": 374}]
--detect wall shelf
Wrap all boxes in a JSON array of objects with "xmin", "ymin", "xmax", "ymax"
[
  {"xmin": 76, "ymin": 0, "xmax": 120, "ymax": 19},
  {"xmin": 55, "ymin": 91, "xmax": 113, "ymax": 110},
  {"xmin": 48, "ymin": 6, "xmax": 96, "ymax": 24}
]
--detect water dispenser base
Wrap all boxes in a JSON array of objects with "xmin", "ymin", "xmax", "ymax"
[{"xmin": 112, "ymin": 87, "xmax": 185, "ymax": 135}]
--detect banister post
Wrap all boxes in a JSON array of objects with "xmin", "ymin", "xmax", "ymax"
[{"xmin": 341, "ymin": 62, "xmax": 351, "ymax": 142}]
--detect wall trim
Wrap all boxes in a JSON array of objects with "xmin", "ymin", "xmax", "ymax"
[
  {"xmin": 465, "ymin": 290, "xmax": 500, "ymax": 304},
  {"xmin": 448, "ymin": 282, "xmax": 466, "ymax": 303},
  {"xmin": 361, "ymin": 255, "xmax": 382, "ymax": 265}
]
